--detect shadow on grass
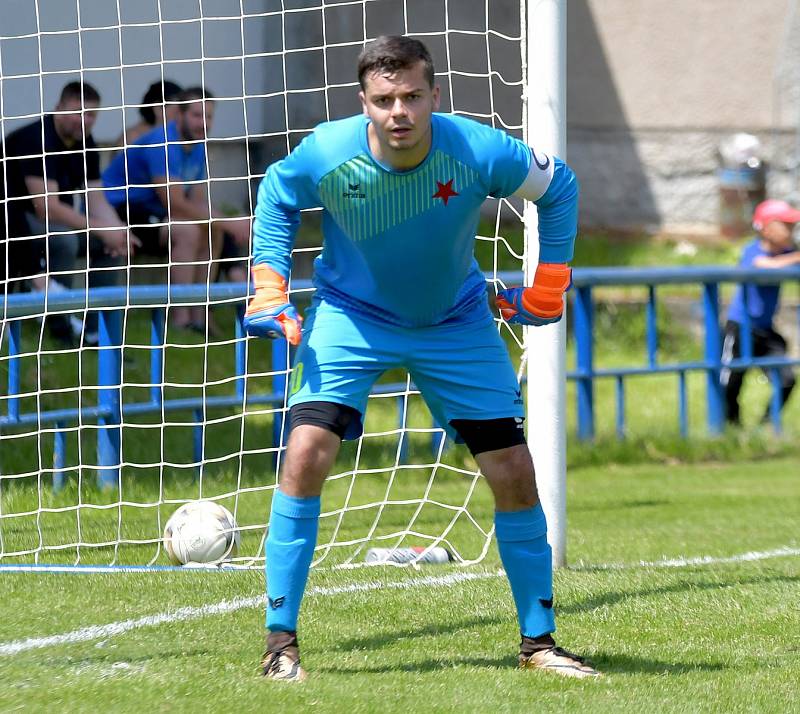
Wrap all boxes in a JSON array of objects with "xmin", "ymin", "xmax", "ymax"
[
  {"xmin": 330, "ymin": 614, "xmax": 507, "ymax": 655},
  {"xmin": 322, "ymin": 572, "xmax": 798, "ymax": 675},
  {"xmin": 591, "ymin": 652, "xmax": 726, "ymax": 675},
  {"xmin": 559, "ymin": 572, "xmax": 799, "ymax": 615},
  {"xmin": 317, "ymin": 653, "xmax": 725, "ymax": 676},
  {"xmin": 570, "ymin": 498, "xmax": 672, "ymax": 512}
]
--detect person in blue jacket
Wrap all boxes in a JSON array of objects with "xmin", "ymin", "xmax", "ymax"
[
  {"xmin": 245, "ymin": 35, "xmax": 599, "ymax": 681},
  {"xmin": 721, "ymin": 199, "xmax": 800, "ymax": 424},
  {"xmin": 103, "ymin": 87, "xmax": 250, "ymax": 330}
]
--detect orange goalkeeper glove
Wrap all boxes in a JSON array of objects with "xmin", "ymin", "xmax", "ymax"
[
  {"xmin": 244, "ymin": 264, "xmax": 303, "ymax": 345},
  {"xmin": 495, "ymin": 262, "xmax": 571, "ymax": 326}
]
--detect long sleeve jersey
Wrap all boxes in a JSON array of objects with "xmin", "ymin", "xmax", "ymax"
[{"xmin": 252, "ymin": 112, "xmax": 578, "ymax": 327}]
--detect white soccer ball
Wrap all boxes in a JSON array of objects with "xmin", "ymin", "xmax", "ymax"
[{"xmin": 163, "ymin": 500, "xmax": 240, "ymax": 565}]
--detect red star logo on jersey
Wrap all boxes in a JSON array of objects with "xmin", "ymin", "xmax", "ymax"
[{"xmin": 432, "ymin": 178, "xmax": 459, "ymax": 206}]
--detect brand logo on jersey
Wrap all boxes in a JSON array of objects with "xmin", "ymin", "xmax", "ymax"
[
  {"xmin": 289, "ymin": 362, "xmax": 304, "ymax": 396},
  {"xmin": 343, "ymin": 181, "xmax": 366, "ymax": 199},
  {"xmin": 432, "ymin": 178, "xmax": 459, "ymax": 206},
  {"xmin": 269, "ymin": 596, "xmax": 286, "ymax": 610},
  {"xmin": 532, "ymin": 148, "xmax": 550, "ymax": 171}
]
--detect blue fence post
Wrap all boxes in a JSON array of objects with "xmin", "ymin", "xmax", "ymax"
[
  {"xmin": 53, "ymin": 423, "xmax": 67, "ymax": 492},
  {"xmin": 739, "ymin": 287, "xmax": 753, "ymax": 360},
  {"xmin": 396, "ymin": 396, "xmax": 409, "ymax": 463},
  {"xmin": 234, "ymin": 304, "xmax": 246, "ymax": 401},
  {"xmin": 646, "ymin": 285, "xmax": 658, "ymax": 367},
  {"xmin": 193, "ymin": 408, "xmax": 205, "ymax": 479},
  {"xmin": 615, "ymin": 375, "xmax": 625, "ymax": 439},
  {"xmin": 678, "ymin": 371, "xmax": 689, "ymax": 438},
  {"xmin": 431, "ymin": 421, "xmax": 447, "ymax": 455},
  {"xmin": 150, "ymin": 307, "xmax": 165, "ymax": 406},
  {"xmin": 768, "ymin": 368, "xmax": 782, "ymax": 433},
  {"xmin": 272, "ymin": 339, "xmax": 289, "ymax": 450},
  {"xmin": 573, "ymin": 286, "xmax": 595, "ymax": 440},
  {"xmin": 8, "ymin": 320, "xmax": 21, "ymax": 422},
  {"xmin": 97, "ymin": 309, "xmax": 123, "ymax": 489},
  {"xmin": 702, "ymin": 282, "xmax": 724, "ymax": 434}
]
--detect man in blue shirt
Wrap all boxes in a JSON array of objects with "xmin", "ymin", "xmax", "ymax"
[
  {"xmin": 246, "ymin": 36, "xmax": 598, "ymax": 681},
  {"xmin": 721, "ymin": 199, "xmax": 800, "ymax": 425},
  {"xmin": 103, "ymin": 87, "xmax": 250, "ymax": 330}
]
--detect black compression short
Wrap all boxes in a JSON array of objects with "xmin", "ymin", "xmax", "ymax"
[
  {"xmin": 289, "ymin": 401, "xmax": 363, "ymax": 440},
  {"xmin": 449, "ymin": 417, "xmax": 527, "ymax": 456}
]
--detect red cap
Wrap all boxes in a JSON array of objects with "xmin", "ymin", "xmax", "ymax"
[{"xmin": 752, "ymin": 199, "xmax": 800, "ymax": 230}]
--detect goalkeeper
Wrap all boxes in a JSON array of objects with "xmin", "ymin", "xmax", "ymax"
[{"xmin": 247, "ymin": 35, "xmax": 599, "ymax": 682}]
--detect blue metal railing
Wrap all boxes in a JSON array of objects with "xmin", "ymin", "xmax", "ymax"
[
  {"xmin": 1, "ymin": 266, "xmax": 799, "ymax": 489},
  {"xmin": 0, "ymin": 283, "xmax": 288, "ymax": 489},
  {"xmin": 569, "ymin": 266, "xmax": 800, "ymax": 440}
]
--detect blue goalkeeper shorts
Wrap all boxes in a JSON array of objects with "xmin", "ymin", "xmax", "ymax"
[{"xmin": 287, "ymin": 299, "xmax": 524, "ymax": 441}]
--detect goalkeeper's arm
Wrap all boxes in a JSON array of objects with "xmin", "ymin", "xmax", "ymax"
[
  {"xmin": 246, "ymin": 135, "xmax": 321, "ymax": 345},
  {"xmin": 496, "ymin": 153, "xmax": 578, "ymax": 326}
]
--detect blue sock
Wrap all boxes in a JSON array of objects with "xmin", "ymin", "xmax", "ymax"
[
  {"xmin": 265, "ymin": 490, "xmax": 321, "ymax": 632},
  {"xmin": 495, "ymin": 503, "xmax": 556, "ymax": 638}
]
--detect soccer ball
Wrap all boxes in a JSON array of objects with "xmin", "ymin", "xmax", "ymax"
[{"xmin": 163, "ymin": 500, "xmax": 241, "ymax": 565}]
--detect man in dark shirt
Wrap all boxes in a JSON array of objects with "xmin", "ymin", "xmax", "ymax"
[{"xmin": 3, "ymin": 81, "xmax": 134, "ymax": 343}]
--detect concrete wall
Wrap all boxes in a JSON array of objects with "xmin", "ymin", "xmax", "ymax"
[
  {"xmin": 568, "ymin": 0, "xmax": 800, "ymax": 232},
  {"xmin": 3, "ymin": 0, "xmax": 799, "ymax": 231}
]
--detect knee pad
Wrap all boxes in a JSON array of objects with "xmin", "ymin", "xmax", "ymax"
[
  {"xmin": 289, "ymin": 401, "xmax": 363, "ymax": 440},
  {"xmin": 449, "ymin": 417, "xmax": 527, "ymax": 456}
]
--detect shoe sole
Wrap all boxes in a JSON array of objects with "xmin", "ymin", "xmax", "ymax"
[{"xmin": 520, "ymin": 661, "xmax": 601, "ymax": 679}]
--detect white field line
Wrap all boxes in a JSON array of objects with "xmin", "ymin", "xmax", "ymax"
[
  {"xmin": 582, "ymin": 545, "xmax": 800, "ymax": 570},
  {"xmin": 0, "ymin": 570, "xmax": 502, "ymax": 656},
  {"xmin": 1, "ymin": 545, "xmax": 797, "ymax": 657}
]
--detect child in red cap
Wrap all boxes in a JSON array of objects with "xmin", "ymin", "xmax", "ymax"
[{"xmin": 721, "ymin": 199, "xmax": 800, "ymax": 424}]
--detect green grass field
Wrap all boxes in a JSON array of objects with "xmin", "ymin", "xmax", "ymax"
[
  {"xmin": 1, "ymin": 457, "xmax": 798, "ymax": 712},
  {"xmin": 2, "ymin": 228, "xmax": 799, "ymax": 710}
]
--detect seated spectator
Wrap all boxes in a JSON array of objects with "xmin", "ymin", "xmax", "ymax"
[
  {"xmin": 3, "ymin": 81, "xmax": 135, "ymax": 345},
  {"xmin": 117, "ymin": 79, "xmax": 182, "ymax": 148},
  {"xmin": 720, "ymin": 199, "xmax": 800, "ymax": 425},
  {"xmin": 102, "ymin": 86, "xmax": 250, "ymax": 332}
]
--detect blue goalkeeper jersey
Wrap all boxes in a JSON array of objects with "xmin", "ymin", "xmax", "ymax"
[{"xmin": 252, "ymin": 112, "xmax": 577, "ymax": 327}]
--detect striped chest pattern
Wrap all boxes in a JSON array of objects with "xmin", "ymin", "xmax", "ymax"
[{"xmin": 317, "ymin": 150, "xmax": 480, "ymax": 242}]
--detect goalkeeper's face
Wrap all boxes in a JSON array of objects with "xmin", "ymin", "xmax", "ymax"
[{"xmin": 360, "ymin": 61, "xmax": 440, "ymax": 170}]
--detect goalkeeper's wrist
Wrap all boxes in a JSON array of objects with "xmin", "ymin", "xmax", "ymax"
[
  {"xmin": 524, "ymin": 262, "xmax": 571, "ymax": 318},
  {"xmin": 251, "ymin": 263, "xmax": 289, "ymax": 300}
]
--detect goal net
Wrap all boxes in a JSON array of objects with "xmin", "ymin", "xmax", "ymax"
[{"xmin": 0, "ymin": 0, "xmax": 534, "ymax": 568}]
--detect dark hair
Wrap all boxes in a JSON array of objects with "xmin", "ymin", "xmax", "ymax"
[
  {"xmin": 357, "ymin": 35, "xmax": 434, "ymax": 89},
  {"xmin": 140, "ymin": 80, "xmax": 182, "ymax": 124},
  {"xmin": 176, "ymin": 86, "xmax": 215, "ymax": 109},
  {"xmin": 58, "ymin": 81, "xmax": 100, "ymax": 107}
]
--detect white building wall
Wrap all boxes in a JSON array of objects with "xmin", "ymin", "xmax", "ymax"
[{"xmin": 3, "ymin": 0, "xmax": 799, "ymax": 231}]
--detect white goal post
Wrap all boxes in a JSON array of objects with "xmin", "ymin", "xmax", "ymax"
[
  {"xmin": 523, "ymin": 0, "xmax": 568, "ymax": 568},
  {"xmin": 0, "ymin": 0, "xmax": 567, "ymax": 569}
]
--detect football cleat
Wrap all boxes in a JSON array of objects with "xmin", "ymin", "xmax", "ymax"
[
  {"xmin": 519, "ymin": 645, "xmax": 601, "ymax": 679},
  {"xmin": 261, "ymin": 631, "xmax": 307, "ymax": 682}
]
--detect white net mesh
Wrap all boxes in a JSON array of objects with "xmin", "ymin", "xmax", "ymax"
[{"xmin": 0, "ymin": 0, "xmax": 527, "ymax": 567}]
